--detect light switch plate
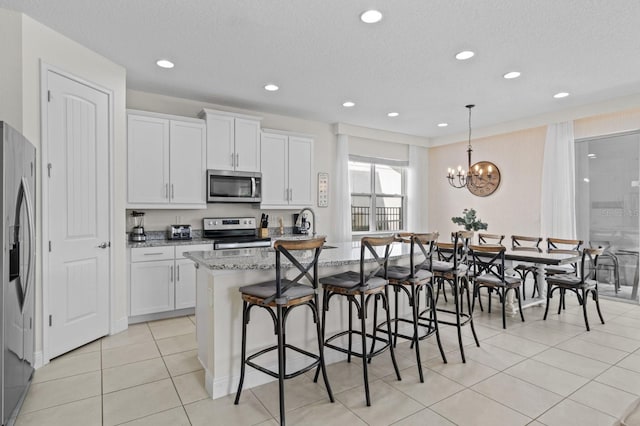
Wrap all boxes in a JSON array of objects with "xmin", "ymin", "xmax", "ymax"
[{"xmin": 318, "ymin": 172, "xmax": 329, "ymax": 207}]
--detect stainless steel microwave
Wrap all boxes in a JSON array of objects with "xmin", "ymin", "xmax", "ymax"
[{"xmin": 207, "ymin": 169, "xmax": 262, "ymax": 203}]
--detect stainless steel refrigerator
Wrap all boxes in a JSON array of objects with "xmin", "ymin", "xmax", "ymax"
[{"xmin": 0, "ymin": 122, "xmax": 35, "ymax": 426}]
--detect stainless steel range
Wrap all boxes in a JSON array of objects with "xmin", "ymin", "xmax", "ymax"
[{"xmin": 203, "ymin": 217, "xmax": 271, "ymax": 249}]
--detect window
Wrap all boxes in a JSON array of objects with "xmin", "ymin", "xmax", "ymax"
[
  {"xmin": 575, "ymin": 131, "xmax": 640, "ymax": 303},
  {"xmin": 349, "ymin": 158, "xmax": 406, "ymax": 232}
]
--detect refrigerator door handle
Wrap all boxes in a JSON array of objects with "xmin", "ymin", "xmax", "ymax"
[{"xmin": 14, "ymin": 178, "xmax": 35, "ymax": 313}]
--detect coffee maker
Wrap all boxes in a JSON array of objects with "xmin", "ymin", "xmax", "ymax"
[{"xmin": 130, "ymin": 211, "xmax": 146, "ymax": 242}]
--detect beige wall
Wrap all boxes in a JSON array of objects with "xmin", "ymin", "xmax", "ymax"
[
  {"xmin": 0, "ymin": 9, "xmax": 22, "ymax": 130},
  {"xmin": 17, "ymin": 14, "xmax": 128, "ymax": 357},
  {"xmin": 428, "ymin": 107, "xmax": 640, "ymax": 241}
]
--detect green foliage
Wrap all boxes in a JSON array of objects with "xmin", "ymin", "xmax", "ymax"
[{"xmin": 451, "ymin": 208, "xmax": 488, "ymax": 231}]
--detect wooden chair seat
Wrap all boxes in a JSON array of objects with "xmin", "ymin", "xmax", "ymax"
[{"xmin": 320, "ymin": 270, "xmax": 386, "ymax": 293}]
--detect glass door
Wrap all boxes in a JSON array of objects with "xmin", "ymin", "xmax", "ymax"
[{"xmin": 575, "ymin": 131, "xmax": 640, "ymax": 303}]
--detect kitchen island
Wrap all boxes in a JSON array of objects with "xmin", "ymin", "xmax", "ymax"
[{"xmin": 184, "ymin": 240, "xmax": 412, "ymax": 399}]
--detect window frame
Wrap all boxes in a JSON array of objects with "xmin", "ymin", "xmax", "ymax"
[{"xmin": 349, "ymin": 157, "xmax": 407, "ymax": 236}]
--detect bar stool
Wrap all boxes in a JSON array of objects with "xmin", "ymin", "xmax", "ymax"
[
  {"xmin": 234, "ymin": 237, "xmax": 333, "ymax": 426},
  {"xmin": 428, "ymin": 230, "xmax": 479, "ymax": 363},
  {"xmin": 544, "ymin": 247, "xmax": 605, "ymax": 331},
  {"xmin": 315, "ymin": 235, "xmax": 400, "ymax": 406},
  {"xmin": 469, "ymin": 244, "xmax": 525, "ymax": 329},
  {"xmin": 375, "ymin": 232, "xmax": 447, "ymax": 383},
  {"xmin": 511, "ymin": 235, "xmax": 543, "ymax": 299}
]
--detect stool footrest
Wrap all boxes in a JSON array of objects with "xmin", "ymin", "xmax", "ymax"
[
  {"xmin": 375, "ymin": 317, "xmax": 438, "ymax": 342},
  {"xmin": 245, "ymin": 343, "xmax": 321, "ymax": 380},
  {"xmin": 432, "ymin": 308, "xmax": 474, "ymax": 327},
  {"xmin": 324, "ymin": 330, "xmax": 391, "ymax": 360}
]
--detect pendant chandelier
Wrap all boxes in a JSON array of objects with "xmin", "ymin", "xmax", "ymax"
[{"xmin": 446, "ymin": 104, "xmax": 501, "ymax": 196}]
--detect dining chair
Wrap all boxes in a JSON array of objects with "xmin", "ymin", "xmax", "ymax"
[
  {"xmin": 315, "ymin": 235, "xmax": 400, "ymax": 406},
  {"xmin": 546, "ymin": 237, "xmax": 583, "ymax": 276},
  {"xmin": 590, "ymin": 240, "xmax": 620, "ymax": 294},
  {"xmin": 478, "ymin": 233, "xmax": 504, "ymax": 245},
  {"xmin": 544, "ymin": 247, "xmax": 605, "ymax": 331},
  {"xmin": 469, "ymin": 244, "xmax": 525, "ymax": 329},
  {"xmin": 375, "ymin": 232, "xmax": 447, "ymax": 382},
  {"xmin": 234, "ymin": 237, "xmax": 333, "ymax": 425},
  {"xmin": 511, "ymin": 235, "xmax": 543, "ymax": 299}
]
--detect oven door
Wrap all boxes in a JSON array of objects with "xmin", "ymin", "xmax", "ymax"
[{"xmin": 207, "ymin": 170, "xmax": 262, "ymax": 203}]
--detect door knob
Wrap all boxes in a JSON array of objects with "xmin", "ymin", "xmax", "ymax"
[{"xmin": 97, "ymin": 242, "xmax": 110, "ymax": 249}]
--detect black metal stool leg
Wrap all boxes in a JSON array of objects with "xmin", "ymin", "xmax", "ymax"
[
  {"xmin": 312, "ymin": 296, "xmax": 334, "ymax": 402},
  {"xmin": 410, "ymin": 284, "xmax": 424, "ymax": 382},
  {"xmin": 348, "ymin": 298, "xmax": 353, "ymax": 363},
  {"xmin": 430, "ymin": 285, "xmax": 448, "ymax": 363},
  {"xmin": 593, "ymin": 290, "xmax": 605, "ymax": 325},
  {"xmin": 276, "ymin": 305, "xmax": 286, "ymax": 426},
  {"xmin": 234, "ymin": 300, "xmax": 249, "ymax": 405},
  {"xmin": 383, "ymin": 286, "xmax": 402, "ymax": 381},
  {"xmin": 464, "ymin": 277, "xmax": 480, "ymax": 347},
  {"xmin": 359, "ymin": 292, "xmax": 371, "ymax": 407},
  {"xmin": 543, "ymin": 285, "xmax": 552, "ymax": 320},
  {"xmin": 369, "ymin": 294, "xmax": 379, "ymax": 363},
  {"xmin": 452, "ymin": 277, "xmax": 466, "ymax": 363},
  {"xmin": 581, "ymin": 288, "xmax": 591, "ymax": 331}
]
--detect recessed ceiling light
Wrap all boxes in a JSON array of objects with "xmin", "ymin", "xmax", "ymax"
[
  {"xmin": 588, "ymin": 153, "xmax": 597, "ymax": 158},
  {"xmin": 455, "ymin": 51, "xmax": 475, "ymax": 60},
  {"xmin": 503, "ymin": 71, "xmax": 521, "ymax": 79},
  {"xmin": 264, "ymin": 84, "xmax": 279, "ymax": 92},
  {"xmin": 554, "ymin": 92, "xmax": 570, "ymax": 98},
  {"xmin": 387, "ymin": 112, "xmax": 399, "ymax": 117},
  {"xmin": 156, "ymin": 59, "xmax": 174, "ymax": 69},
  {"xmin": 342, "ymin": 101, "xmax": 355, "ymax": 107},
  {"xmin": 437, "ymin": 123, "xmax": 448, "ymax": 127},
  {"xmin": 360, "ymin": 10, "xmax": 383, "ymax": 24},
  {"xmin": 583, "ymin": 178, "xmax": 590, "ymax": 183}
]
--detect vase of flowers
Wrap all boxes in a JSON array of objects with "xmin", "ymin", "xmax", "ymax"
[{"xmin": 451, "ymin": 208, "xmax": 488, "ymax": 231}]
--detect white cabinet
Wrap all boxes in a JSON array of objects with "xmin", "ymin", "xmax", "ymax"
[
  {"xmin": 199, "ymin": 109, "xmax": 262, "ymax": 173},
  {"xmin": 129, "ymin": 244, "xmax": 211, "ymax": 318},
  {"xmin": 127, "ymin": 110, "xmax": 206, "ymax": 209},
  {"xmin": 260, "ymin": 130, "xmax": 313, "ymax": 208}
]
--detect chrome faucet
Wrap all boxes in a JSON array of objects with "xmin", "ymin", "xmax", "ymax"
[{"xmin": 296, "ymin": 207, "xmax": 316, "ymax": 237}]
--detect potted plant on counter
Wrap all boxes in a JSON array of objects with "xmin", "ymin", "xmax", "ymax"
[{"xmin": 451, "ymin": 208, "xmax": 488, "ymax": 231}]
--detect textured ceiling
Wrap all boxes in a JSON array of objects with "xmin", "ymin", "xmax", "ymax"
[{"xmin": 2, "ymin": 0, "xmax": 640, "ymax": 139}]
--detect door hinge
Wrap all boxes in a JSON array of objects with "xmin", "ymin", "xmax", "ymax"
[
  {"xmin": 49, "ymin": 315, "xmax": 52, "ymax": 327},
  {"xmin": 47, "ymin": 163, "xmax": 52, "ymax": 178},
  {"xmin": 48, "ymin": 241, "xmax": 52, "ymax": 252},
  {"xmin": 48, "ymin": 90, "xmax": 52, "ymax": 102}
]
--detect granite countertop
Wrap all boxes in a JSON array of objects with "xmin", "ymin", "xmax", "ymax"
[
  {"xmin": 183, "ymin": 240, "xmax": 411, "ymax": 270},
  {"xmin": 127, "ymin": 229, "xmax": 310, "ymax": 249}
]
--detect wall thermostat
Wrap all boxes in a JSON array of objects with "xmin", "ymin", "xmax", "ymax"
[{"xmin": 318, "ymin": 172, "xmax": 329, "ymax": 207}]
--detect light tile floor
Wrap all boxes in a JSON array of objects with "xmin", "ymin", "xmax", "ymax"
[{"xmin": 15, "ymin": 296, "xmax": 640, "ymax": 425}]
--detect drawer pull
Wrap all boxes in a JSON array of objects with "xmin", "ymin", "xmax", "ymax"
[{"xmin": 143, "ymin": 252, "xmax": 165, "ymax": 256}]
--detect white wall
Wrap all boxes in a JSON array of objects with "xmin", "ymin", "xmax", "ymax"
[
  {"xmin": 0, "ymin": 9, "xmax": 22, "ymax": 131},
  {"xmin": 17, "ymin": 13, "xmax": 127, "ymax": 355}
]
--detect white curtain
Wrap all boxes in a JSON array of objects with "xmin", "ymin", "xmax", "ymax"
[
  {"xmin": 334, "ymin": 134, "xmax": 352, "ymax": 241},
  {"xmin": 541, "ymin": 121, "xmax": 577, "ymax": 239},
  {"xmin": 406, "ymin": 145, "xmax": 425, "ymax": 231}
]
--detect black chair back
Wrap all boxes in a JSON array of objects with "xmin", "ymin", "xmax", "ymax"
[
  {"xmin": 468, "ymin": 244, "xmax": 506, "ymax": 282},
  {"xmin": 269, "ymin": 237, "xmax": 326, "ymax": 303},
  {"xmin": 511, "ymin": 235, "xmax": 542, "ymax": 252}
]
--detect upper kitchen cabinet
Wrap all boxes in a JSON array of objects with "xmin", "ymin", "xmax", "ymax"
[
  {"xmin": 199, "ymin": 109, "xmax": 262, "ymax": 173},
  {"xmin": 127, "ymin": 110, "xmax": 207, "ymax": 209},
  {"xmin": 260, "ymin": 129, "xmax": 313, "ymax": 208}
]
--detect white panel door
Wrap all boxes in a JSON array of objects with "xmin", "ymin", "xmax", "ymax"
[
  {"xmin": 260, "ymin": 133, "xmax": 289, "ymax": 206},
  {"xmin": 234, "ymin": 118, "xmax": 261, "ymax": 172},
  {"xmin": 47, "ymin": 71, "xmax": 110, "ymax": 358},
  {"xmin": 205, "ymin": 113, "xmax": 235, "ymax": 171},
  {"xmin": 169, "ymin": 120, "xmax": 206, "ymax": 205},
  {"xmin": 288, "ymin": 136, "xmax": 313, "ymax": 206},
  {"xmin": 130, "ymin": 260, "xmax": 175, "ymax": 316},
  {"xmin": 127, "ymin": 114, "xmax": 170, "ymax": 203}
]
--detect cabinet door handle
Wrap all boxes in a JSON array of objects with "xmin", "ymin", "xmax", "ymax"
[
  {"xmin": 230, "ymin": 153, "xmax": 234, "ymax": 167},
  {"xmin": 165, "ymin": 183, "xmax": 169, "ymax": 199},
  {"xmin": 170, "ymin": 266, "xmax": 174, "ymax": 282},
  {"xmin": 171, "ymin": 184, "xmax": 175, "ymax": 199},
  {"xmin": 143, "ymin": 252, "xmax": 165, "ymax": 256},
  {"xmin": 290, "ymin": 188, "xmax": 293, "ymax": 201},
  {"xmin": 236, "ymin": 153, "xmax": 239, "ymax": 168},
  {"xmin": 177, "ymin": 265, "xmax": 180, "ymax": 281}
]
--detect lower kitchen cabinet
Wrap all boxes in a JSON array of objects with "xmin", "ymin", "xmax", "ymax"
[{"xmin": 129, "ymin": 244, "xmax": 211, "ymax": 318}]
